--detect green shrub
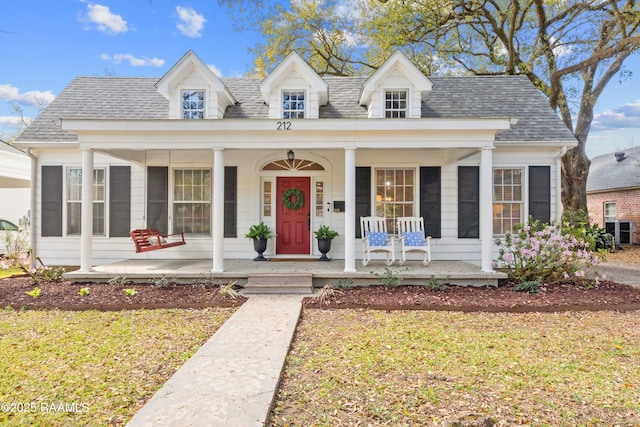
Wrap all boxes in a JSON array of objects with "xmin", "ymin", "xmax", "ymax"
[
  {"xmin": 423, "ymin": 275, "xmax": 448, "ymax": 291},
  {"xmin": 561, "ymin": 209, "xmax": 613, "ymax": 251},
  {"xmin": 513, "ymin": 280, "xmax": 541, "ymax": 293}
]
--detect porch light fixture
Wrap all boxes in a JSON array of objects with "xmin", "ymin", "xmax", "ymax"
[{"xmin": 287, "ymin": 149, "xmax": 295, "ymax": 165}]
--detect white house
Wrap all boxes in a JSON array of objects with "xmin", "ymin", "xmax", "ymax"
[
  {"xmin": 14, "ymin": 50, "xmax": 577, "ymax": 274},
  {"xmin": 0, "ymin": 140, "xmax": 31, "ymax": 225}
]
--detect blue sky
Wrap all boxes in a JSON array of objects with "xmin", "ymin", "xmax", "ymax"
[{"xmin": 2, "ymin": 0, "xmax": 639, "ymax": 159}]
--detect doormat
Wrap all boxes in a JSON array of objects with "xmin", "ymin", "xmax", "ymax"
[{"xmin": 268, "ymin": 258, "xmax": 317, "ymax": 262}]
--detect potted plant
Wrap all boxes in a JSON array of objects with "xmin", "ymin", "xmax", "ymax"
[
  {"xmin": 314, "ymin": 225, "xmax": 339, "ymax": 261},
  {"xmin": 246, "ymin": 222, "xmax": 273, "ymax": 261}
]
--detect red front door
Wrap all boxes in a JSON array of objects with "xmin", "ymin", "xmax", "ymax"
[{"xmin": 276, "ymin": 177, "xmax": 311, "ymax": 255}]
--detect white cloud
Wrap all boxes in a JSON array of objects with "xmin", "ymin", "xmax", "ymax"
[
  {"xmin": 592, "ymin": 100, "xmax": 640, "ymax": 131},
  {"xmin": 101, "ymin": 54, "xmax": 165, "ymax": 67},
  {"xmin": 550, "ymin": 36, "xmax": 572, "ymax": 58},
  {"xmin": 207, "ymin": 64, "xmax": 223, "ymax": 77},
  {"xmin": 176, "ymin": 6, "xmax": 206, "ymax": 37},
  {"xmin": 83, "ymin": 3, "xmax": 128, "ymax": 34},
  {"xmin": 0, "ymin": 116, "xmax": 30, "ymax": 126},
  {"xmin": 0, "ymin": 84, "xmax": 55, "ymax": 108}
]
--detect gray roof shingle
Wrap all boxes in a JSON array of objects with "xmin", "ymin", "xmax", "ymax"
[
  {"xmin": 17, "ymin": 74, "xmax": 576, "ymax": 144},
  {"xmin": 587, "ymin": 146, "xmax": 640, "ymax": 192}
]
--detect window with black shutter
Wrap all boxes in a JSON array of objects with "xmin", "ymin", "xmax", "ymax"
[
  {"xmin": 420, "ymin": 167, "xmax": 441, "ymax": 238},
  {"xmin": 41, "ymin": 166, "xmax": 63, "ymax": 237},
  {"xmin": 458, "ymin": 166, "xmax": 479, "ymax": 238}
]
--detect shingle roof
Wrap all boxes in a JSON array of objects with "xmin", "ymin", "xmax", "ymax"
[
  {"xmin": 17, "ymin": 74, "xmax": 576, "ymax": 144},
  {"xmin": 587, "ymin": 146, "xmax": 640, "ymax": 192}
]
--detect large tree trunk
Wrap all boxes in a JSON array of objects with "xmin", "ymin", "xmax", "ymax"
[{"xmin": 561, "ymin": 145, "xmax": 590, "ymax": 212}]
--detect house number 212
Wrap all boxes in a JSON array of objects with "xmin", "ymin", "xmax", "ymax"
[{"xmin": 277, "ymin": 121, "xmax": 292, "ymax": 130}]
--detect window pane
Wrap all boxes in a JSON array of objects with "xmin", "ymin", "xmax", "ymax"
[
  {"xmin": 492, "ymin": 168, "xmax": 524, "ymax": 234},
  {"xmin": 375, "ymin": 168, "xmax": 414, "ymax": 234},
  {"xmin": 384, "ymin": 91, "xmax": 407, "ymax": 119},
  {"xmin": 173, "ymin": 169, "xmax": 211, "ymax": 235},
  {"xmin": 66, "ymin": 168, "xmax": 105, "ymax": 236},
  {"xmin": 282, "ymin": 91, "xmax": 305, "ymax": 119},
  {"xmin": 67, "ymin": 202, "xmax": 81, "ymax": 235},
  {"xmin": 182, "ymin": 90, "xmax": 205, "ymax": 120},
  {"xmin": 93, "ymin": 202, "xmax": 105, "ymax": 235}
]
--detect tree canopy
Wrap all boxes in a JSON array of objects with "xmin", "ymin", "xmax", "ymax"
[{"xmin": 221, "ymin": 0, "xmax": 640, "ymax": 210}]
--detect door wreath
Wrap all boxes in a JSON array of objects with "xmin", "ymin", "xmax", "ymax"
[{"xmin": 282, "ymin": 188, "xmax": 304, "ymax": 210}]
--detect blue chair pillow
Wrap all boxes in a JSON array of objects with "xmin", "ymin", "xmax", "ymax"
[
  {"xmin": 366, "ymin": 231, "xmax": 388, "ymax": 246},
  {"xmin": 403, "ymin": 231, "xmax": 424, "ymax": 246}
]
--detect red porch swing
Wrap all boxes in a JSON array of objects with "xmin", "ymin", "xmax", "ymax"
[
  {"xmin": 130, "ymin": 229, "xmax": 186, "ymax": 253},
  {"xmin": 130, "ymin": 151, "xmax": 187, "ymax": 253}
]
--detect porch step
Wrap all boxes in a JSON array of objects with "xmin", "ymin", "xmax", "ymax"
[{"xmin": 244, "ymin": 273, "xmax": 313, "ymax": 295}]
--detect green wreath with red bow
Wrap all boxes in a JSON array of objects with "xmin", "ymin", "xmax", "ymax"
[{"xmin": 282, "ymin": 188, "xmax": 304, "ymax": 210}]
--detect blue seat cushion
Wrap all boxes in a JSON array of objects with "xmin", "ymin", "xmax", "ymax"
[
  {"xmin": 402, "ymin": 231, "xmax": 424, "ymax": 246},
  {"xmin": 366, "ymin": 231, "xmax": 388, "ymax": 246}
]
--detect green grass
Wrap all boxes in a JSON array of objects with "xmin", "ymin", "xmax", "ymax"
[
  {"xmin": 0, "ymin": 267, "xmax": 22, "ymax": 279},
  {"xmin": 271, "ymin": 310, "xmax": 640, "ymax": 426},
  {"xmin": 0, "ymin": 307, "xmax": 236, "ymax": 426}
]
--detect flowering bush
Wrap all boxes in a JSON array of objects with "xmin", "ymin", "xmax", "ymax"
[
  {"xmin": 494, "ymin": 219, "xmax": 601, "ymax": 285},
  {"xmin": 0, "ymin": 252, "xmax": 65, "ymax": 284}
]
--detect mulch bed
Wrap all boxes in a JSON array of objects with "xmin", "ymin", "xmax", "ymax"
[
  {"xmin": 2, "ymin": 275, "xmax": 640, "ymax": 312},
  {"xmin": 0, "ymin": 276, "xmax": 246, "ymax": 310},
  {"xmin": 303, "ymin": 280, "xmax": 640, "ymax": 313}
]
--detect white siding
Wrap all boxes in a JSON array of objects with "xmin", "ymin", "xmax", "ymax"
[{"xmin": 30, "ymin": 146, "xmax": 561, "ymax": 267}]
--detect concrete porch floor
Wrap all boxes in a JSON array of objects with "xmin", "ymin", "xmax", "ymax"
[{"xmin": 65, "ymin": 259, "xmax": 506, "ymax": 287}]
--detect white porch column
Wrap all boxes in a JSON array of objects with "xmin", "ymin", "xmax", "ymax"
[
  {"xmin": 80, "ymin": 148, "xmax": 94, "ymax": 272},
  {"xmin": 212, "ymin": 148, "xmax": 225, "ymax": 273},
  {"xmin": 344, "ymin": 146, "xmax": 357, "ymax": 273},
  {"xmin": 480, "ymin": 146, "xmax": 494, "ymax": 272}
]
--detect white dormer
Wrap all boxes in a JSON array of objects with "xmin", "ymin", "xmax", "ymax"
[
  {"xmin": 156, "ymin": 51, "xmax": 236, "ymax": 120},
  {"xmin": 259, "ymin": 52, "xmax": 328, "ymax": 119},
  {"xmin": 359, "ymin": 51, "xmax": 433, "ymax": 119}
]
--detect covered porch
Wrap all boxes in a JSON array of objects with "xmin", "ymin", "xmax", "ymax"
[{"xmin": 65, "ymin": 258, "xmax": 506, "ymax": 288}]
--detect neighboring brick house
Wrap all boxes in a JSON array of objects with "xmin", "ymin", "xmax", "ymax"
[{"xmin": 587, "ymin": 147, "xmax": 640, "ymax": 245}]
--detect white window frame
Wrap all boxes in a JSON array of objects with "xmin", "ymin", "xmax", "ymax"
[
  {"xmin": 373, "ymin": 166, "xmax": 417, "ymax": 234},
  {"xmin": 492, "ymin": 167, "xmax": 525, "ymax": 235},
  {"xmin": 172, "ymin": 168, "xmax": 212, "ymax": 235},
  {"xmin": 181, "ymin": 89, "xmax": 205, "ymax": 120},
  {"xmin": 604, "ymin": 202, "xmax": 616, "ymax": 222},
  {"xmin": 65, "ymin": 167, "xmax": 106, "ymax": 236},
  {"xmin": 384, "ymin": 89, "xmax": 408, "ymax": 118},
  {"xmin": 282, "ymin": 90, "xmax": 306, "ymax": 119}
]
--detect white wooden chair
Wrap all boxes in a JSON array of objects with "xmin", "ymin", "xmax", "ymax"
[
  {"xmin": 397, "ymin": 217, "xmax": 431, "ymax": 266},
  {"xmin": 360, "ymin": 216, "xmax": 395, "ymax": 266}
]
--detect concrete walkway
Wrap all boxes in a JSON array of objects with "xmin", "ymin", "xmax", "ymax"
[
  {"xmin": 598, "ymin": 262, "xmax": 640, "ymax": 288},
  {"xmin": 126, "ymin": 294, "xmax": 303, "ymax": 427}
]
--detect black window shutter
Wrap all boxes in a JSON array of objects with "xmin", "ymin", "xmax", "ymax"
[
  {"xmin": 458, "ymin": 166, "xmax": 479, "ymax": 238},
  {"xmin": 355, "ymin": 167, "xmax": 371, "ymax": 238},
  {"xmin": 420, "ymin": 167, "xmax": 441, "ymax": 238},
  {"xmin": 147, "ymin": 167, "xmax": 168, "ymax": 235},
  {"xmin": 529, "ymin": 166, "xmax": 551, "ymax": 223},
  {"xmin": 41, "ymin": 166, "xmax": 63, "ymax": 237},
  {"xmin": 109, "ymin": 166, "xmax": 131, "ymax": 237},
  {"xmin": 224, "ymin": 166, "xmax": 237, "ymax": 238}
]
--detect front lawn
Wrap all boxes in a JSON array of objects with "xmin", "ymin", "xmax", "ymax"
[
  {"xmin": 0, "ymin": 267, "xmax": 22, "ymax": 279},
  {"xmin": 0, "ymin": 307, "xmax": 236, "ymax": 426},
  {"xmin": 272, "ymin": 309, "xmax": 640, "ymax": 426}
]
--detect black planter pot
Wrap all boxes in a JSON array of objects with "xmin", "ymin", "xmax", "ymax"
[
  {"xmin": 317, "ymin": 238, "xmax": 333, "ymax": 261},
  {"xmin": 252, "ymin": 238, "xmax": 268, "ymax": 261}
]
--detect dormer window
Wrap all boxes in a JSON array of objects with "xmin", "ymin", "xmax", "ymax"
[
  {"xmin": 385, "ymin": 90, "xmax": 407, "ymax": 118},
  {"xmin": 182, "ymin": 90, "xmax": 205, "ymax": 119},
  {"xmin": 282, "ymin": 91, "xmax": 305, "ymax": 119}
]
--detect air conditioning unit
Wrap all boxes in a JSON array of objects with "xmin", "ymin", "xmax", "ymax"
[{"xmin": 605, "ymin": 220, "xmax": 636, "ymax": 245}]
